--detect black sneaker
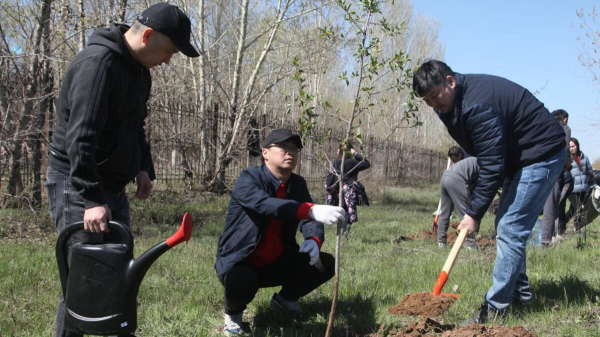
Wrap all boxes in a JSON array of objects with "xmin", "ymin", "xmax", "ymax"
[
  {"xmin": 459, "ymin": 302, "xmax": 506, "ymax": 326},
  {"xmin": 513, "ymin": 296, "xmax": 533, "ymax": 307}
]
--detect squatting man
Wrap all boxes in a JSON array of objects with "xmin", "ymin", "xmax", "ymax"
[{"xmin": 214, "ymin": 128, "xmax": 346, "ymax": 336}]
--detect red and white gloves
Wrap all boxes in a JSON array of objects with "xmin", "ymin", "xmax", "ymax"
[{"xmin": 309, "ymin": 205, "xmax": 345, "ymax": 225}]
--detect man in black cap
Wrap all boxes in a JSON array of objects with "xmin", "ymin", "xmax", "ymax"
[
  {"xmin": 46, "ymin": 3, "xmax": 199, "ymax": 337},
  {"xmin": 215, "ymin": 128, "xmax": 345, "ymax": 336}
]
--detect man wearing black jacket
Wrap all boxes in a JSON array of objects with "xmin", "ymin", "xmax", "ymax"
[
  {"xmin": 216, "ymin": 129, "xmax": 345, "ymax": 336},
  {"xmin": 46, "ymin": 4, "xmax": 199, "ymax": 337},
  {"xmin": 413, "ymin": 60, "xmax": 566, "ymax": 324}
]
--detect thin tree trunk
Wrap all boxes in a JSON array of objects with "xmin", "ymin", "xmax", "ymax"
[
  {"xmin": 106, "ymin": 0, "xmax": 115, "ymax": 26},
  {"xmin": 78, "ymin": 0, "xmax": 85, "ymax": 51},
  {"xmin": 7, "ymin": 0, "xmax": 52, "ymax": 198},
  {"xmin": 202, "ymin": 1, "xmax": 223, "ymax": 183},
  {"xmin": 325, "ymin": 9, "xmax": 373, "ymax": 337},
  {"xmin": 117, "ymin": 0, "xmax": 128, "ymax": 23},
  {"xmin": 196, "ymin": 0, "xmax": 207, "ymax": 181},
  {"xmin": 208, "ymin": 0, "xmax": 291, "ymax": 192},
  {"xmin": 206, "ymin": 0, "xmax": 249, "ymax": 192},
  {"xmin": 33, "ymin": 1, "xmax": 54, "ymax": 207}
]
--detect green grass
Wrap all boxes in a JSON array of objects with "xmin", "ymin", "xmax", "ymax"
[{"xmin": 2, "ymin": 183, "xmax": 600, "ymax": 336}]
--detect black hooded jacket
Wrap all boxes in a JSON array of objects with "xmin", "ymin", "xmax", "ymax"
[
  {"xmin": 48, "ymin": 24, "xmax": 155, "ymax": 209},
  {"xmin": 437, "ymin": 73, "xmax": 565, "ymax": 220}
]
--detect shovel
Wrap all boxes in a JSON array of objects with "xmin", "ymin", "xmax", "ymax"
[{"xmin": 431, "ymin": 227, "xmax": 468, "ymax": 298}]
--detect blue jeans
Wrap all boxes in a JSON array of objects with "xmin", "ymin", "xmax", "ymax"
[
  {"xmin": 485, "ymin": 150, "xmax": 565, "ymax": 311},
  {"xmin": 45, "ymin": 166, "xmax": 131, "ymax": 337}
]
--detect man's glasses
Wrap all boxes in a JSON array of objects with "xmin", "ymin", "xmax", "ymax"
[{"xmin": 266, "ymin": 144, "xmax": 300, "ymax": 154}]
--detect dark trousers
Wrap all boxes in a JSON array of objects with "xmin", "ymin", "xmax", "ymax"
[
  {"xmin": 46, "ymin": 166, "xmax": 131, "ymax": 337},
  {"xmin": 541, "ymin": 180, "xmax": 573, "ymax": 242},
  {"xmin": 219, "ymin": 249, "xmax": 335, "ymax": 315},
  {"xmin": 567, "ymin": 192, "xmax": 585, "ymax": 230},
  {"xmin": 438, "ymin": 175, "xmax": 476, "ymax": 246}
]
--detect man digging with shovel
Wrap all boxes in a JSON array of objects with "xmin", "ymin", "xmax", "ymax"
[
  {"xmin": 215, "ymin": 129, "xmax": 345, "ymax": 336},
  {"xmin": 413, "ymin": 60, "xmax": 566, "ymax": 324}
]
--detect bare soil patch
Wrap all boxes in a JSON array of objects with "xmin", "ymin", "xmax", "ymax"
[
  {"xmin": 440, "ymin": 323, "xmax": 536, "ymax": 337},
  {"xmin": 387, "ymin": 292, "xmax": 457, "ymax": 317},
  {"xmin": 395, "ymin": 224, "xmax": 496, "ymax": 247},
  {"xmin": 374, "ymin": 318, "xmax": 536, "ymax": 337}
]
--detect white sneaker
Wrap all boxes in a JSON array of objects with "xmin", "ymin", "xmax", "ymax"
[
  {"xmin": 269, "ymin": 293, "xmax": 303, "ymax": 314},
  {"xmin": 438, "ymin": 242, "xmax": 447, "ymax": 248},
  {"xmin": 223, "ymin": 313, "xmax": 250, "ymax": 336}
]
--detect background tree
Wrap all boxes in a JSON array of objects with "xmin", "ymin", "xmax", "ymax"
[
  {"xmin": 287, "ymin": 0, "xmax": 438, "ymax": 334},
  {"xmin": 0, "ymin": 0, "xmax": 448, "ymax": 207}
]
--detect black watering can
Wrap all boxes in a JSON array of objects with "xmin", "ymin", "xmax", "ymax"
[{"xmin": 56, "ymin": 213, "xmax": 193, "ymax": 335}]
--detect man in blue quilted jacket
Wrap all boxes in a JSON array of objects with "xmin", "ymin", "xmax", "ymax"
[
  {"xmin": 215, "ymin": 129, "xmax": 345, "ymax": 336},
  {"xmin": 413, "ymin": 60, "xmax": 566, "ymax": 324}
]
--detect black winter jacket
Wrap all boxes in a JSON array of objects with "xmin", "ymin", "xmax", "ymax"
[
  {"xmin": 48, "ymin": 24, "xmax": 155, "ymax": 208},
  {"xmin": 215, "ymin": 165, "xmax": 325, "ymax": 277},
  {"xmin": 333, "ymin": 154, "xmax": 371, "ymax": 181},
  {"xmin": 437, "ymin": 73, "xmax": 565, "ymax": 220}
]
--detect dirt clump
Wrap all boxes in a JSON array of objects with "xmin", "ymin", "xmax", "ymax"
[
  {"xmin": 387, "ymin": 292, "xmax": 457, "ymax": 317},
  {"xmin": 409, "ymin": 230, "xmax": 437, "ymax": 240},
  {"xmin": 379, "ymin": 318, "xmax": 454, "ymax": 336},
  {"xmin": 440, "ymin": 324, "xmax": 536, "ymax": 337},
  {"xmin": 476, "ymin": 237, "xmax": 496, "ymax": 247},
  {"xmin": 378, "ymin": 320, "xmax": 536, "ymax": 337}
]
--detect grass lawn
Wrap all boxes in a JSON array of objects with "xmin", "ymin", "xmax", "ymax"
[{"xmin": 2, "ymin": 182, "xmax": 600, "ymax": 336}]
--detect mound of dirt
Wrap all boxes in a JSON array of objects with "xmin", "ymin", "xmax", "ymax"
[
  {"xmin": 378, "ymin": 319, "xmax": 536, "ymax": 337},
  {"xmin": 381, "ymin": 317, "xmax": 454, "ymax": 336},
  {"xmin": 440, "ymin": 324, "xmax": 536, "ymax": 337},
  {"xmin": 409, "ymin": 230, "xmax": 437, "ymax": 240},
  {"xmin": 476, "ymin": 237, "xmax": 497, "ymax": 247},
  {"xmin": 387, "ymin": 292, "xmax": 458, "ymax": 317}
]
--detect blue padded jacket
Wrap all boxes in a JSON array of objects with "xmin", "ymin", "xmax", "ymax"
[{"xmin": 436, "ymin": 73, "xmax": 566, "ymax": 220}]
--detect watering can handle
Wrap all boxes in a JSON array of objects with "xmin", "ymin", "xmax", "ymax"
[{"xmin": 55, "ymin": 221, "xmax": 134, "ymax": 296}]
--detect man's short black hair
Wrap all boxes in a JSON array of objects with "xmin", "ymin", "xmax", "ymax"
[
  {"xmin": 412, "ymin": 60, "xmax": 454, "ymax": 97},
  {"xmin": 447, "ymin": 145, "xmax": 462, "ymax": 158},
  {"xmin": 551, "ymin": 109, "xmax": 569, "ymax": 121}
]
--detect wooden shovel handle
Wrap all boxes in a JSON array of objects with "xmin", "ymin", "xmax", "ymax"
[
  {"xmin": 441, "ymin": 227, "xmax": 468, "ymax": 274},
  {"xmin": 432, "ymin": 227, "xmax": 468, "ymax": 295}
]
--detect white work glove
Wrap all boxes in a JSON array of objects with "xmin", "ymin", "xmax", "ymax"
[
  {"xmin": 309, "ymin": 205, "xmax": 345, "ymax": 226},
  {"xmin": 299, "ymin": 240, "xmax": 320, "ymax": 266}
]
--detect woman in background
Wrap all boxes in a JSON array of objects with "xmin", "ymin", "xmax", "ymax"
[
  {"xmin": 326, "ymin": 144, "xmax": 371, "ymax": 234},
  {"xmin": 567, "ymin": 137, "xmax": 594, "ymax": 232}
]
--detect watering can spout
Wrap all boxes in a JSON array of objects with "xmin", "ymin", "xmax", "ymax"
[{"xmin": 127, "ymin": 213, "xmax": 193, "ymax": 293}]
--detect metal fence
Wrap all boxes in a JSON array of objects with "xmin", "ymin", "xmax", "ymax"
[
  {"xmin": 1, "ymin": 106, "xmax": 447, "ymax": 193},
  {"xmin": 148, "ymin": 109, "xmax": 448, "ymax": 190}
]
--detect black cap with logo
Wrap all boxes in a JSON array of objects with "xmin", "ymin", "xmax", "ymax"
[
  {"xmin": 263, "ymin": 129, "xmax": 303, "ymax": 149},
  {"xmin": 137, "ymin": 3, "xmax": 200, "ymax": 58}
]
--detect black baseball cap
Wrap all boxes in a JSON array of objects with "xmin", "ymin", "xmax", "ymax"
[
  {"xmin": 263, "ymin": 129, "xmax": 303, "ymax": 149},
  {"xmin": 137, "ymin": 3, "xmax": 200, "ymax": 58}
]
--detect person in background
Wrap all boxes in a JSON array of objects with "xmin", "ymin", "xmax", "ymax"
[
  {"xmin": 567, "ymin": 137, "xmax": 594, "ymax": 232},
  {"xmin": 447, "ymin": 146, "xmax": 464, "ymax": 164},
  {"xmin": 413, "ymin": 60, "xmax": 565, "ymax": 324},
  {"xmin": 215, "ymin": 129, "xmax": 345, "ymax": 336},
  {"xmin": 326, "ymin": 143, "xmax": 371, "ymax": 234},
  {"xmin": 552, "ymin": 109, "xmax": 571, "ymax": 147},
  {"xmin": 437, "ymin": 156, "xmax": 479, "ymax": 250},
  {"xmin": 45, "ymin": 4, "xmax": 200, "ymax": 337},
  {"xmin": 541, "ymin": 109, "xmax": 573, "ymax": 245}
]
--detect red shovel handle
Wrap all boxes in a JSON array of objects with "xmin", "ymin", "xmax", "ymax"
[{"xmin": 166, "ymin": 213, "xmax": 193, "ymax": 247}]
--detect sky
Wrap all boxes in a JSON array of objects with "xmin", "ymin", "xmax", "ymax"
[{"xmin": 412, "ymin": 0, "xmax": 600, "ymax": 163}]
